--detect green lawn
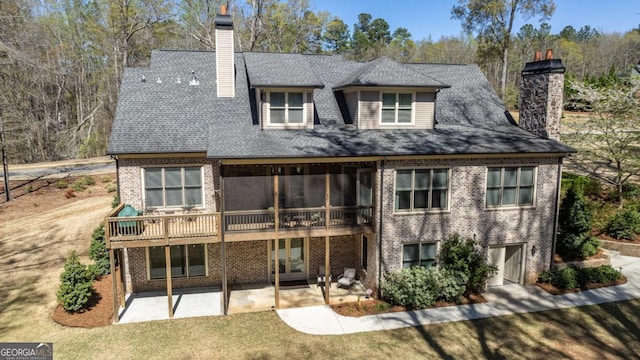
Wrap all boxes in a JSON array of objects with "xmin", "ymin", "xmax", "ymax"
[{"xmin": 1, "ymin": 299, "xmax": 637, "ymax": 359}]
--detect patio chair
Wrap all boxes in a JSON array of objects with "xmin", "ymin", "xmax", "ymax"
[
  {"xmin": 317, "ymin": 265, "xmax": 332, "ymax": 287},
  {"xmin": 337, "ymin": 267, "xmax": 356, "ymax": 289}
]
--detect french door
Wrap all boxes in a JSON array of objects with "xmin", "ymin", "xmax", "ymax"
[{"xmin": 270, "ymin": 238, "xmax": 306, "ymax": 281}]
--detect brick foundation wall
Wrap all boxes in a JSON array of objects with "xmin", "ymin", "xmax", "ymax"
[
  {"xmin": 379, "ymin": 157, "xmax": 561, "ymax": 285},
  {"xmin": 308, "ymin": 236, "xmax": 357, "ymax": 280},
  {"xmin": 225, "ymin": 240, "xmax": 269, "ymax": 285}
]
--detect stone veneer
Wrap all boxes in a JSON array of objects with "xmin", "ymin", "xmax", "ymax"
[
  {"xmin": 519, "ymin": 61, "xmax": 565, "ymax": 142},
  {"xmin": 378, "ymin": 157, "xmax": 562, "ymax": 284}
]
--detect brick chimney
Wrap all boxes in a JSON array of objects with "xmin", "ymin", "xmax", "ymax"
[
  {"xmin": 519, "ymin": 49, "xmax": 565, "ymax": 141},
  {"xmin": 215, "ymin": 5, "xmax": 235, "ymax": 98}
]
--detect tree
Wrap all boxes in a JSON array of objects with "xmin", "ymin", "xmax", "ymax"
[
  {"xmin": 89, "ymin": 224, "xmax": 110, "ymax": 276},
  {"xmin": 351, "ymin": 13, "xmax": 391, "ymax": 59},
  {"xmin": 556, "ymin": 186, "xmax": 600, "ymax": 259},
  {"xmin": 387, "ymin": 27, "xmax": 415, "ymax": 62},
  {"xmin": 57, "ymin": 250, "xmax": 94, "ymax": 312},
  {"xmin": 566, "ymin": 76, "xmax": 640, "ymax": 203},
  {"xmin": 179, "ymin": 0, "xmax": 225, "ymax": 50},
  {"xmin": 323, "ymin": 17, "xmax": 350, "ymax": 53},
  {"xmin": 451, "ymin": 0, "xmax": 555, "ymax": 99}
]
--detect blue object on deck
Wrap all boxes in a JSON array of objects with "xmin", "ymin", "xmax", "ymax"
[{"xmin": 118, "ymin": 204, "xmax": 143, "ymax": 231}]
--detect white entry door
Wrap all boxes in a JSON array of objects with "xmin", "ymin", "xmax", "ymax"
[{"xmin": 487, "ymin": 244, "xmax": 524, "ymax": 286}]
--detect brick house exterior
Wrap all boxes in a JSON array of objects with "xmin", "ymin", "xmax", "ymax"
[{"xmin": 106, "ymin": 8, "xmax": 573, "ymax": 317}]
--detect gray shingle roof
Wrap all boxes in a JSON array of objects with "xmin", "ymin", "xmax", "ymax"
[
  {"xmin": 107, "ymin": 50, "xmax": 574, "ymax": 158},
  {"xmin": 334, "ymin": 56, "xmax": 449, "ymax": 89},
  {"xmin": 244, "ymin": 52, "xmax": 324, "ymax": 88}
]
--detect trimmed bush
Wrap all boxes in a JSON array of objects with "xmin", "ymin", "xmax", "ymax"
[
  {"xmin": 606, "ymin": 209, "xmax": 640, "ymax": 240},
  {"xmin": 438, "ymin": 233, "xmax": 497, "ymax": 294},
  {"xmin": 82, "ymin": 175, "xmax": 96, "ymax": 186},
  {"xmin": 112, "ymin": 195, "xmax": 119, "ymax": 209},
  {"xmin": 381, "ymin": 267, "xmax": 467, "ymax": 308},
  {"xmin": 579, "ymin": 236, "xmax": 601, "ymax": 259},
  {"xmin": 55, "ymin": 180, "xmax": 68, "ymax": 189},
  {"xmin": 88, "ymin": 225, "xmax": 110, "ymax": 276},
  {"xmin": 538, "ymin": 265, "xmax": 621, "ymax": 289},
  {"xmin": 57, "ymin": 251, "xmax": 94, "ymax": 312},
  {"xmin": 70, "ymin": 180, "xmax": 87, "ymax": 192}
]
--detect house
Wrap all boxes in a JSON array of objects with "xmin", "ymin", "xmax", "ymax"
[{"xmin": 104, "ymin": 8, "xmax": 573, "ymax": 322}]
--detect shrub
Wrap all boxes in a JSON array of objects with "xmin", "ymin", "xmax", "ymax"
[
  {"xmin": 622, "ymin": 183, "xmax": 640, "ymax": 200},
  {"xmin": 82, "ymin": 176, "xmax": 96, "ymax": 186},
  {"xmin": 105, "ymin": 183, "xmax": 117, "ymax": 193},
  {"xmin": 70, "ymin": 180, "xmax": 87, "ymax": 192},
  {"xmin": 112, "ymin": 195, "xmax": 119, "ymax": 209},
  {"xmin": 538, "ymin": 265, "xmax": 621, "ymax": 289},
  {"xmin": 582, "ymin": 265, "xmax": 621, "ymax": 284},
  {"xmin": 88, "ymin": 225, "xmax": 110, "ymax": 276},
  {"xmin": 382, "ymin": 267, "xmax": 438, "ymax": 308},
  {"xmin": 606, "ymin": 209, "xmax": 640, "ymax": 240},
  {"xmin": 56, "ymin": 251, "xmax": 94, "ymax": 312},
  {"xmin": 55, "ymin": 180, "xmax": 68, "ymax": 189},
  {"xmin": 438, "ymin": 233, "xmax": 497, "ymax": 294},
  {"xmin": 434, "ymin": 269, "xmax": 468, "ymax": 303},
  {"xmin": 100, "ymin": 175, "xmax": 112, "ymax": 183},
  {"xmin": 561, "ymin": 173, "xmax": 601, "ymax": 198},
  {"xmin": 374, "ymin": 302, "xmax": 391, "ymax": 312},
  {"xmin": 557, "ymin": 187, "xmax": 599, "ymax": 259}
]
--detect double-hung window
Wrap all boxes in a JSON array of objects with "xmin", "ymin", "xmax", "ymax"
[
  {"xmin": 269, "ymin": 92, "xmax": 304, "ymax": 125},
  {"xmin": 395, "ymin": 168, "xmax": 449, "ymax": 211},
  {"xmin": 148, "ymin": 244, "xmax": 207, "ymax": 279},
  {"xmin": 486, "ymin": 166, "xmax": 535, "ymax": 207},
  {"xmin": 381, "ymin": 92, "xmax": 412, "ymax": 124},
  {"xmin": 144, "ymin": 166, "xmax": 203, "ymax": 208},
  {"xmin": 402, "ymin": 243, "xmax": 437, "ymax": 268}
]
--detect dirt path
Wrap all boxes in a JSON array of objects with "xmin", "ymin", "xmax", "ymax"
[{"xmin": 0, "ymin": 195, "xmax": 112, "ymax": 340}]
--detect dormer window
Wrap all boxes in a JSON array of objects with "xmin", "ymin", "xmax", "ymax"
[
  {"xmin": 381, "ymin": 92, "xmax": 413, "ymax": 124},
  {"xmin": 269, "ymin": 92, "xmax": 304, "ymax": 125}
]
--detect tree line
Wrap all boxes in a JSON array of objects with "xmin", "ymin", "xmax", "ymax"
[{"xmin": 0, "ymin": 0, "xmax": 638, "ymax": 163}]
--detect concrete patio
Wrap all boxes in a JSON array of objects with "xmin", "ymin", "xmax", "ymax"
[
  {"xmin": 116, "ymin": 280, "xmax": 372, "ymax": 322},
  {"xmin": 118, "ymin": 287, "xmax": 222, "ymax": 324}
]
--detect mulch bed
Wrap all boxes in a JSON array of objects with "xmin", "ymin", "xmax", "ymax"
[
  {"xmin": 536, "ymin": 275, "xmax": 627, "ymax": 295},
  {"xmin": 331, "ymin": 294, "xmax": 486, "ymax": 317},
  {"xmin": 52, "ymin": 275, "xmax": 115, "ymax": 328}
]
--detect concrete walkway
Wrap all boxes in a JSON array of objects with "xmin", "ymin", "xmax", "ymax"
[{"xmin": 277, "ymin": 251, "xmax": 640, "ymax": 335}]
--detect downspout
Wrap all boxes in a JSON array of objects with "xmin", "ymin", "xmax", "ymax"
[
  {"xmin": 550, "ymin": 157, "xmax": 564, "ymax": 269},
  {"xmin": 377, "ymin": 158, "xmax": 385, "ymax": 298}
]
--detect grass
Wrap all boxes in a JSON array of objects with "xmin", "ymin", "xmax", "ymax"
[
  {"xmin": 4, "ymin": 299, "xmax": 639, "ymax": 359},
  {"xmin": 2, "ymin": 189, "xmax": 640, "ymax": 359}
]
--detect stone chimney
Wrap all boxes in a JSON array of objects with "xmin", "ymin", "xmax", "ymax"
[
  {"xmin": 215, "ymin": 4, "xmax": 235, "ymax": 98},
  {"xmin": 519, "ymin": 49, "xmax": 565, "ymax": 141}
]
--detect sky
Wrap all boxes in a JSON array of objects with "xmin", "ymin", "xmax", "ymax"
[{"xmin": 313, "ymin": 0, "xmax": 640, "ymax": 41}]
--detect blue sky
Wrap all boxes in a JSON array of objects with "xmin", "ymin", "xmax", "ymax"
[{"xmin": 313, "ymin": 1, "xmax": 640, "ymax": 40}]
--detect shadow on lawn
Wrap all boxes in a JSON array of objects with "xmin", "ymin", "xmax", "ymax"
[{"xmin": 0, "ymin": 275, "xmax": 48, "ymax": 335}]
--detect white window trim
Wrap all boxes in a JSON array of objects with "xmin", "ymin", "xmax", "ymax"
[
  {"xmin": 393, "ymin": 167, "xmax": 451, "ymax": 213},
  {"xmin": 141, "ymin": 165, "xmax": 205, "ymax": 210},
  {"xmin": 401, "ymin": 241, "xmax": 439, "ymax": 269},
  {"xmin": 379, "ymin": 92, "xmax": 415, "ymax": 125},
  {"xmin": 484, "ymin": 165, "xmax": 537, "ymax": 209},
  {"xmin": 146, "ymin": 244, "xmax": 209, "ymax": 281},
  {"xmin": 267, "ymin": 91, "xmax": 307, "ymax": 128}
]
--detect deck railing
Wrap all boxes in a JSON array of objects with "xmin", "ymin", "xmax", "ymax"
[
  {"xmin": 105, "ymin": 211, "xmax": 219, "ymax": 247},
  {"xmin": 224, "ymin": 206, "xmax": 373, "ymax": 232}
]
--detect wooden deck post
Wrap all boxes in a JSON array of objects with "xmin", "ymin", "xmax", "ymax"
[
  {"xmin": 324, "ymin": 165, "xmax": 331, "ymax": 304},
  {"xmin": 109, "ymin": 248, "xmax": 119, "ymax": 323},
  {"xmin": 220, "ymin": 174, "xmax": 228, "ymax": 316},
  {"xmin": 117, "ymin": 249, "xmax": 125, "ymax": 308},
  {"xmin": 165, "ymin": 245, "xmax": 173, "ymax": 319},
  {"xmin": 274, "ymin": 173, "xmax": 280, "ymax": 309}
]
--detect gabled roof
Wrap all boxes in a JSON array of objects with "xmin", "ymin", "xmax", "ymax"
[
  {"xmin": 244, "ymin": 52, "xmax": 324, "ymax": 88},
  {"xmin": 107, "ymin": 50, "xmax": 574, "ymax": 157},
  {"xmin": 334, "ymin": 56, "xmax": 449, "ymax": 89}
]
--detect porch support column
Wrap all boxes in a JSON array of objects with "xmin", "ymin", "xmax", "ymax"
[
  {"xmin": 274, "ymin": 173, "xmax": 280, "ymax": 309},
  {"xmin": 165, "ymin": 245, "xmax": 174, "ymax": 319},
  {"xmin": 324, "ymin": 164, "xmax": 331, "ymax": 304},
  {"xmin": 117, "ymin": 249, "xmax": 125, "ymax": 309},
  {"xmin": 220, "ymin": 173, "xmax": 228, "ymax": 315},
  {"xmin": 109, "ymin": 248, "xmax": 118, "ymax": 323}
]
